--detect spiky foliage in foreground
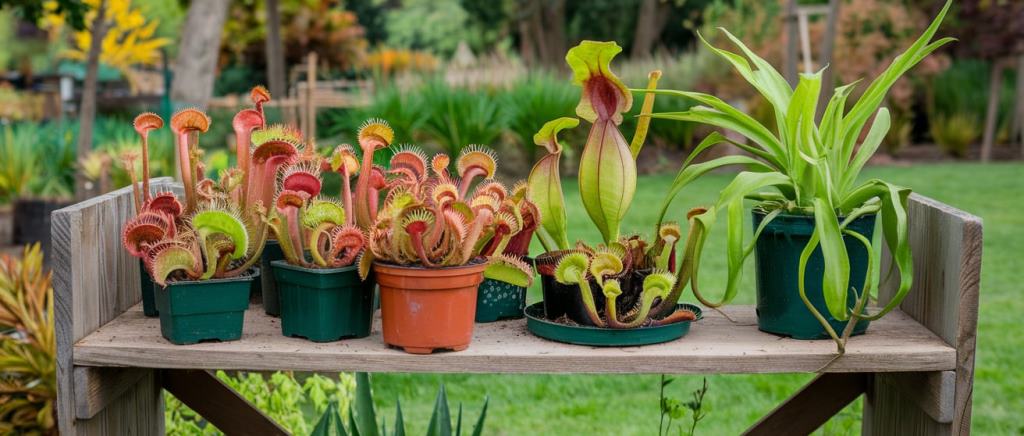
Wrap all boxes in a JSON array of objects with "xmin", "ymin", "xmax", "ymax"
[
  {"xmin": 120, "ymin": 87, "xmax": 294, "ymax": 285},
  {"xmin": 365, "ymin": 142, "xmax": 536, "ymax": 281},
  {"xmin": 0, "ymin": 244, "xmax": 56, "ymax": 434}
]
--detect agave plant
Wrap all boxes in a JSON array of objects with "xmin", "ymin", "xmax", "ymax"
[
  {"xmin": 646, "ymin": 2, "xmax": 954, "ymax": 350},
  {"xmin": 527, "ymin": 41, "xmax": 700, "ymax": 328},
  {"xmin": 364, "ymin": 133, "xmax": 535, "ymax": 282},
  {"xmin": 0, "ymin": 244, "xmax": 56, "ymax": 434},
  {"xmin": 120, "ymin": 87, "xmax": 294, "ymax": 286}
]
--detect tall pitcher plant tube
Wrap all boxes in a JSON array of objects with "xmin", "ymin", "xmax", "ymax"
[
  {"xmin": 646, "ymin": 1, "xmax": 954, "ymax": 348},
  {"xmin": 567, "ymin": 41, "xmax": 636, "ymax": 245},
  {"xmin": 527, "ymin": 117, "xmax": 577, "ymax": 251}
]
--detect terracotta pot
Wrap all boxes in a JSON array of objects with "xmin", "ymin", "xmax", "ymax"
[{"xmin": 374, "ymin": 262, "xmax": 486, "ymax": 354}]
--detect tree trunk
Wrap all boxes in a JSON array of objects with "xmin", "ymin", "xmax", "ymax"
[
  {"xmin": 169, "ymin": 0, "xmax": 230, "ymax": 109},
  {"xmin": 539, "ymin": 0, "xmax": 567, "ymax": 68},
  {"xmin": 817, "ymin": 0, "xmax": 841, "ymax": 120},
  {"xmin": 516, "ymin": 0, "xmax": 536, "ymax": 66},
  {"xmin": 264, "ymin": 0, "xmax": 286, "ymax": 98},
  {"xmin": 1011, "ymin": 54, "xmax": 1024, "ymax": 155},
  {"xmin": 75, "ymin": 0, "xmax": 109, "ymax": 201},
  {"xmin": 783, "ymin": 0, "xmax": 799, "ymax": 88},
  {"xmin": 631, "ymin": 0, "xmax": 671, "ymax": 59},
  {"xmin": 980, "ymin": 59, "xmax": 1005, "ymax": 162}
]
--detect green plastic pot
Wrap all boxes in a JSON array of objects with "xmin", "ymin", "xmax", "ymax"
[
  {"xmin": 138, "ymin": 260, "xmax": 158, "ymax": 317},
  {"xmin": 271, "ymin": 261, "xmax": 374, "ymax": 342},
  {"xmin": 525, "ymin": 302, "xmax": 702, "ymax": 346},
  {"xmin": 260, "ymin": 240, "xmax": 285, "ymax": 316},
  {"xmin": 475, "ymin": 278, "xmax": 527, "ymax": 323},
  {"xmin": 154, "ymin": 270, "xmax": 257, "ymax": 345},
  {"xmin": 753, "ymin": 210, "xmax": 873, "ymax": 340}
]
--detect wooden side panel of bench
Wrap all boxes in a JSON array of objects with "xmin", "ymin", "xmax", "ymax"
[
  {"xmin": 54, "ymin": 179, "xmax": 175, "ymax": 435},
  {"xmin": 864, "ymin": 194, "xmax": 982, "ymax": 435}
]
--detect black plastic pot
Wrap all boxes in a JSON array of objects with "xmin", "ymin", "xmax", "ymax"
[
  {"xmin": 536, "ymin": 250, "xmax": 648, "ymax": 326},
  {"xmin": 0, "ymin": 205, "xmax": 12, "ymax": 246},
  {"xmin": 536, "ymin": 250, "xmax": 591, "ymax": 322},
  {"xmin": 13, "ymin": 198, "xmax": 73, "ymax": 254},
  {"xmin": 138, "ymin": 260, "xmax": 158, "ymax": 317},
  {"xmin": 753, "ymin": 210, "xmax": 874, "ymax": 340},
  {"xmin": 259, "ymin": 240, "xmax": 285, "ymax": 316}
]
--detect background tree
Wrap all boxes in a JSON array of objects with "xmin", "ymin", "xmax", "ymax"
[
  {"xmin": 74, "ymin": 0, "xmax": 109, "ymax": 200},
  {"xmin": 949, "ymin": 0, "xmax": 1024, "ymax": 161},
  {"xmin": 169, "ymin": 0, "xmax": 230, "ymax": 109},
  {"xmin": 265, "ymin": 0, "xmax": 286, "ymax": 98}
]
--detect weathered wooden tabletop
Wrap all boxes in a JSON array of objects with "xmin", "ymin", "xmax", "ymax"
[{"xmin": 74, "ymin": 304, "xmax": 955, "ymax": 374}]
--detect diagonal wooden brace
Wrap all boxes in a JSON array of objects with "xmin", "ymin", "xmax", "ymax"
[
  {"xmin": 743, "ymin": 372, "xmax": 869, "ymax": 436},
  {"xmin": 161, "ymin": 369, "xmax": 289, "ymax": 436}
]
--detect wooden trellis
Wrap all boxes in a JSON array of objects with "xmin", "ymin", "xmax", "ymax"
[{"xmin": 53, "ymin": 179, "xmax": 980, "ymax": 435}]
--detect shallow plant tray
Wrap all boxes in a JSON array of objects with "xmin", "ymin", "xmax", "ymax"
[{"xmin": 524, "ymin": 302, "xmax": 702, "ymax": 347}]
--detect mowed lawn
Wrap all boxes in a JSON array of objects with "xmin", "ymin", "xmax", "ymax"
[{"xmin": 369, "ymin": 162, "xmax": 1024, "ymax": 435}]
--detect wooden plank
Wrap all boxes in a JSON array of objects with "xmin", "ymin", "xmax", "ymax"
[
  {"xmin": 878, "ymin": 371, "xmax": 956, "ymax": 423},
  {"xmin": 54, "ymin": 179, "xmax": 174, "ymax": 435},
  {"xmin": 162, "ymin": 369, "xmax": 288, "ymax": 435},
  {"xmin": 864, "ymin": 194, "xmax": 982, "ymax": 435},
  {"xmin": 73, "ymin": 367, "xmax": 149, "ymax": 419},
  {"xmin": 74, "ymin": 304, "xmax": 954, "ymax": 374},
  {"xmin": 744, "ymin": 373, "xmax": 867, "ymax": 436}
]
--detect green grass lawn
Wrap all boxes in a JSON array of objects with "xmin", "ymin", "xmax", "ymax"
[{"xmin": 367, "ymin": 162, "xmax": 1024, "ymax": 435}]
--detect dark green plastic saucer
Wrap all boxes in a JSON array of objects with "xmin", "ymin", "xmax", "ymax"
[{"xmin": 525, "ymin": 302, "xmax": 702, "ymax": 347}]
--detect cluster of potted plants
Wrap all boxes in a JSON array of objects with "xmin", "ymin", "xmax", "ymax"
[
  {"xmin": 116, "ymin": 0, "xmax": 950, "ymax": 356},
  {"xmin": 521, "ymin": 1, "xmax": 951, "ymax": 350},
  {"xmin": 119, "ymin": 88, "xmax": 537, "ymax": 353}
]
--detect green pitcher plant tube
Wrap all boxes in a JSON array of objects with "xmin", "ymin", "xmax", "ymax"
[{"xmin": 526, "ymin": 41, "xmax": 699, "ymax": 329}]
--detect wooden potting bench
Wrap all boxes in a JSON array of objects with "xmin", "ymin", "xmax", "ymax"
[{"xmin": 53, "ymin": 179, "xmax": 981, "ymax": 435}]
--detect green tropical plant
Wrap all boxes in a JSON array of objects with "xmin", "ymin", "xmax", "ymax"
[
  {"xmin": 930, "ymin": 113, "xmax": 980, "ymax": 158},
  {"xmin": 502, "ymin": 74, "xmax": 579, "ymax": 163},
  {"xmin": 311, "ymin": 373, "xmax": 488, "ymax": 436},
  {"xmin": 647, "ymin": 1, "xmax": 954, "ymax": 353},
  {"xmin": 166, "ymin": 371, "xmax": 356, "ymax": 435},
  {"xmin": 0, "ymin": 124, "xmax": 38, "ymax": 203},
  {"xmin": 418, "ymin": 79, "xmax": 508, "ymax": 157},
  {"xmin": 321, "ymin": 85, "xmax": 425, "ymax": 161},
  {"xmin": 658, "ymin": 376, "xmax": 709, "ymax": 436},
  {"xmin": 0, "ymin": 244, "xmax": 56, "ymax": 435}
]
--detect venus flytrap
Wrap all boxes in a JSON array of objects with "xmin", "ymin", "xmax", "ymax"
[
  {"xmin": 368, "ymin": 143, "xmax": 532, "ymax": 281},
  {"xmin": 121, "ymin": 87, "xmax": 296, "ymax": 286},
  {"xmin": 267, "ymin": 154, "xmax": 367, "ymax": 270}
]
